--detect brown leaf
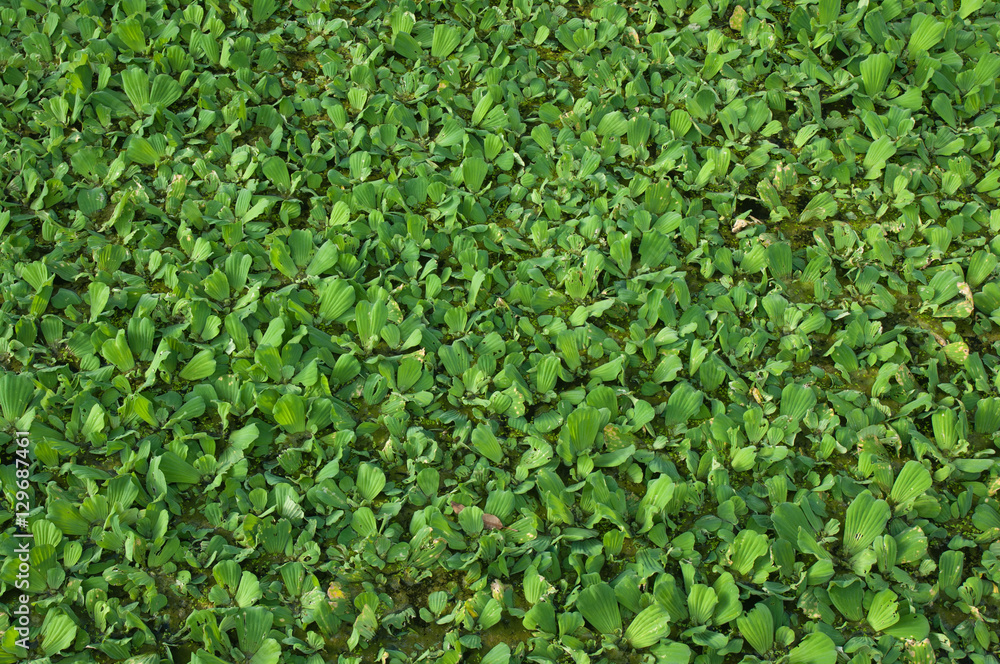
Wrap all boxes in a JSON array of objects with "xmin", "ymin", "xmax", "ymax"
[
  {"xmin": 482, "ymin": 513, "xmax": 505, "ymax": 530},
  {"xmin": 450, "ymin": 502, "xmax": 465, "ymax": 515}
]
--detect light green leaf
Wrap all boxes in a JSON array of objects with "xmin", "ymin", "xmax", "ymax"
[
  {"xmin": 431, "ymin": 24, "xmax": 462, "ymax": 58},
  {"xmin": 42, "ymin": 611, "xmax": 77, "ymax": 656},
  {"xmin": 889, "ymin": 460, "xmax": 932, "ymax": 506},
  {"xmin": 577, "ymin": 582, "xmax": 621, "ymax": 634},
  {"xmin": 624, "ymin": 604, "xmax": 671, "ymax": 649},
  {"xmin": 737, "ymin": 604, "xmax": 774, "ymax": 656},
  {"xmin": 867, "ymin": 589, "xmax": 900, "ymax": 631},
  {"xmin": 789, "ymin": 632, "xmax": 836, "ymax": 664},
  {"xmin": 273, "ymin": 394, "xmax": 307, "ymax": 434},
  {"xmin": 860, "ymin": 53, "xmax": 893, "ymax": 96},
  {"xmin": 844, "ymin": 490, "xmax": 890, "ymax": 556},
  {"xmin": 180, "ymin": 349, "xmax": 217, "ymax": 381},
  {"xmin": 357, "ymin": 463, "xmax": 386, "ymax": 501}
]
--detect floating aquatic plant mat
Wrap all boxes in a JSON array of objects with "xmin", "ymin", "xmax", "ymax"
[{"xmin": 1, "ymin": 0, "xmax": 1000, "ymax": 661}]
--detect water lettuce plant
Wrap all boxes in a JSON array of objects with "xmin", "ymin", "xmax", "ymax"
[{"xmin": 1, "ymin": 0, "xmax": 1000, "ymax": 661}]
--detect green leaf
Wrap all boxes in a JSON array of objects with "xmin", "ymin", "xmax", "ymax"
[
  {"xmin": 968, "ymin": 250, "xmax": 998, "ymax": 287},
  {"xmin": 664, "ymin": 382, "xmax": 704, "ymax": 426},
  {"xmin": 263, "ymin": 156, "xmax": 291, "ymax": 193},
  {"xmin": 799, "ymin": 192, "xmax": 838, "ymax": 223},
  {"xmin": 393, "ymin": 32, "xmax": 423, "ymax": 60},
  {"xmin": 523, "ymin": 565, "xmax": 550, "ymax": 605},
  {"xmin": 863, "ymin": 135, "xmax": 897, "ymax": 179},
  {"xmin": 121, "ymin": 67, "xmax": 149, "ymax": 113},
  {"xmin": 0, "ymin": 374, "xmax": 35, "ymax": 426},
  {"xmin": 252, "ymin": 0, "xmax": 277, "ymax": 22},
  {"xmin": 730, "ymin": 530, "xmax": 769, "ymax": 575},
  {"xmin": 889, "ymin": 460, "xmax": 932, "ymax": 506},
  {"xmin": 931, "ymin": 408, "xmax": 958, "ymax": 449},
  {"xmin": 740, "ymin": 244, "xmax": 768, "ymax": 273},
  {"xmin": 867, "ymin": 589, "xmax": 900, "ymax": 631},
  {"xmin": 687, "ymin": 584, "xmax": 718, "ymax": 625},
  {"xmin": 959, "ymin": 0, "xmax": 985, "ymax": 17},
  {"xmin": 77, "ymin": 187, "xmax": 108, "ymax": 216},
  {"xmin": 431, "ymin": 24, "xmax": 462, "ymax": 58},
  {"xmin": 159, "ymin": 451, "xmax": 202, "ymax": 484},
  {"xmin": 472, "ymin": 423, "xmax": 504, "ymax": 464},
  {"xmin": 179, "ymin": 349, "xmax": 216, "ymax": 381},
  {"xmin": 566, "ymin": 405, "xmax": 603, "ymax": 456},
  {"xmin": 436, "ymin": 119, "xmax": 466, "ymax": 147},
  {"xmin": 318, "ymin": 278, "xmax": 356, "ymax": 321},
  {"xmin": 273, "ymin": 394, "xmax": 307, "ymax": 434},
  {"xmin": 597, "ymin": 111, "xmax": 627, "ymax": 137},
  {"xmin": 818, "ymin": 0, "xmax": 840, "ymax": 24},
  {"xmin": 624, "ymin": 604, "xmax": 671, "ymax": 649},
  {"xmin": 101, "ymin": 330, "xmax": 135, "ymax": 372},
  {"xmin": 127, "ymin": 135, "xmax": 161, "ymax": 165},
  {"xmin": 577, "ymin": 582, "xmax": 621, "ymax": 635},
  {"xmin": 737, "ymin": 604, "xmax": 774, "ymax": 656},
  {"xmin": 766, "ymin": 242, "xmax": 793, "ymax": 277},
  {"xmin": 524, "ymin": 601, "xmax": 557, "ymax": 633},
  {"xmin": 235, "ymin": 606, "xmax": 272, "ymax": 655},
  {"xmin": 972, "ymin": 54, "xmax": 1000, "ymax": 89},
  {"xmin": 780, "ymin": 383, "xmax": 816, "ymax": 421},
  {"xmin": 789, "ymin": 632, "xmax": 836, "ymax": 664},
  {"xmin": 480, "ymin": 643, "xmax": 510, "ymax": 664},
  {"xmin": 860, "ymin": 53, "xmax": 893, "ymax": 96},
  {"xmin": 42, "ymin": 611, "xmax": 77, "ymax": 656},
  {"xmin": 351, "ymin": 506, "xmax": 377, "ymax": 537},
  {"xmin": 908, "ymin": 13, "xmax": 945, "ymax": 54},
  {"xmin": 472, "ymin": 93, "xmax": 495, "ymax": 127},
  {"xmin": 828, "ymin": 578, "xmax": 865, "ymax": 621},
  {"xmin": 883, "ymin": 613, "xmax": 929, "ymax": 640},
  {"xmin": 48, "ymin": 499, "xmax": 91, "ymax": 536},
  {"xmin": 114, "ymin": 17, "xmax": 147, "ymax": 53},
  {"xmin": 844, "ymin": 490, "xmax": 890, "ymax": 557},
  {"xmin": 462, "ymin": 157, "xmax": 488, "ymax": 192},
  {"xmin": 356, "ymin": 463, "xmax": 386, "ymax": 501},
  {"xmin": 150, "ymin": 73, "xmax": 183, "ymax": 109},
  {"xmin": 355, "ymin": 299, "xmax": 388, "ymax": 352},
  {"xmin": 975, "ymin": 397, "xmax": 1000, "ymax": 433}
]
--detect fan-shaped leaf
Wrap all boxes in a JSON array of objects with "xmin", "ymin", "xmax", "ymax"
[
  {"xmin": 431, "ymin": 24, "xmax": 462, "ymax": 58},
  {"xmin": 101, "ymin": 330, "xmax": 135, "ymax": 372},
  {"xmin": 737, "ymin": 604, "xmax": 774, "ymax": 656},
  {"xmin": 357, "ymin": 463, "xmax": 386, "ymax": 501},
  {"xmin": 867, "ymin": 589, "xmax": 900, "ymax": 631},
  {"xmin": 150, "ymin": 74, "xmax": 182, "ymax": 109},
  {"xmin": 687, "ymin": 584, "xmax": 718, "ymax": 625},
  {"xmin": 730, "ymin": 530, "xmax": 769, "ymax": 575},
  {"xmin": 41, "ymin": 612, "xmax": 77, "ymax": 656},
  {"xmin": 121, "ymin": 67, "xmax": 149, "ymax": 113},
  {"xmin": 577, "ymin": 582, "xmax": 621, "ymax": 635},
  {"xmin": 566, "ymin": 406, "xmax": 603, "ymax": 456},
  {"xmin": 625, "ymin": 604, "xmax": 671, "ymax": 649},
  {"xmin": 472, "ymin": 423, "xmax": 504, "ymax": 463},
  {"xmin": 844, "ymin": 490, "xmax": 890, "ymax": 557},
  {"xmin": 860, "ymin": 53, "xmax": 893, "ymax": 96},
  {"xmin": 263, "ymin": 156, "xmax": 291, "ymax": 192},
  {"xmin": 179, "ymin": 349, "xmax": 216, "ymax": 381},
  {"xmin": 252, "ymin": 0, "xmax": 278, "ymax": 23},
  {"xmin": 664, "ymin": 382, "xmax": 704, "ymax": 426},
  {"xmin": 828, "ymin": 578, "xmax": 865, "ymax": 621},
  {"xmin": 463, "ymin": 157, "xmax": 488, "ymax": 192},
  {"xmin": 889, "ymin": 460, "xmax": 932, "ymax": 506},
  {"xmin": 780, "ymin": 383, "xmax": 816, "ymax": 421},
  {"xmin": 789, "ymin": 632, "xmax": 836, "ymax": 664}
]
